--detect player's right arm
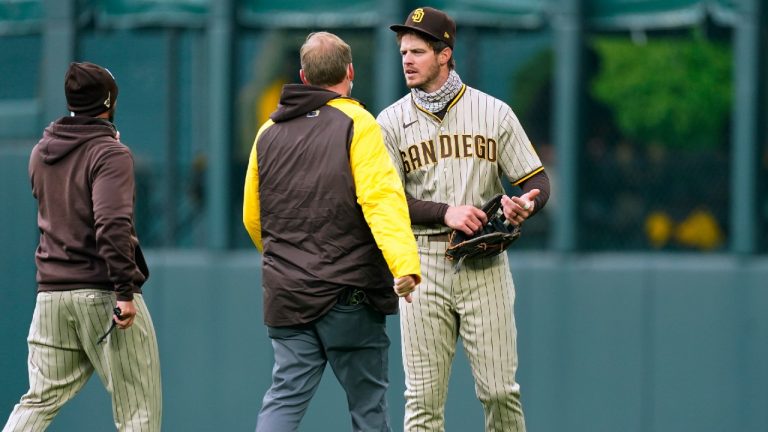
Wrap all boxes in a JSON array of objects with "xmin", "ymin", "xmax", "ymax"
[{"xmin": 444, "ymin": 206, "xmax": 488, "ymax": 235}]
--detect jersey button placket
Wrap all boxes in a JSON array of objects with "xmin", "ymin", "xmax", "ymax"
[{"xmin": 434, "ymin": 127, "xmax": 453, "ymax": 196}]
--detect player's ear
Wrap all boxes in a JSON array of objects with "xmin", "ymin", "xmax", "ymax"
[
  {"xmin": 299, "ymin": 69, "xmax": 309, "ymax": 85},
  {"xmin": 438, "ymin": 47, "xmax": 452, "ymax": 67}
]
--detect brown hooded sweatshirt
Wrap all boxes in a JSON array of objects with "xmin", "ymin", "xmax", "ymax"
[{"xmin": 29, "ymin": 116, "xmax": 148, "ymax": 301}]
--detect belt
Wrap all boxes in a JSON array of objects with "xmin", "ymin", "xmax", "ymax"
[{"xmin": 425, "ymin": 233, "xmax": 451, "ymax": 242}]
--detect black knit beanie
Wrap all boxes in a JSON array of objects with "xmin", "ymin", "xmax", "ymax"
[{"xmin": 64, "ymin": 62, "xmax": 119, "ymax": 116}]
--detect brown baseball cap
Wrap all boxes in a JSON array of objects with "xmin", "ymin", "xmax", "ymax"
[
  {"xmin": 65, "ymin": 62, "xmax": 119, "ymax": 117},
  {"xmin": 390, "ymin": 7, "xmax": 456, "ymax": 49}
]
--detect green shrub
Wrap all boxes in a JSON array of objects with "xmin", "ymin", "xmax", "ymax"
[{"xmin": 591, "ymin": 33, "xmax": 732, "ymax": 150}]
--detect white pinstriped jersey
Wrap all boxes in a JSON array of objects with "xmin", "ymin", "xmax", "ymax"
[{"xmin": 377, "ymin": 85, "xmax": 543, "ymax": 236}]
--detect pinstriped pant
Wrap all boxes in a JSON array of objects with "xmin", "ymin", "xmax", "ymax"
[
  {"xmin": 400, "ymin": 236, "xmax": 526, "ymax": 432},
  {"xmin": 3, "ymin": 290, "xmax": 162, "ymax": 432}
]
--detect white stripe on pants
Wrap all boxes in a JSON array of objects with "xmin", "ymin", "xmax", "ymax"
[
  {"xmin": 400, "ymin": 236, "xmax": 525, "ymax": 432},
  {"xmin": 3, "ymin": 290, "xmax": 162, "ymax": 432}
]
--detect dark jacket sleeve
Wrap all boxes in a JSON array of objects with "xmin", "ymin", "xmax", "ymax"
[{"xmin": 91, "ymin": 145, "xmax": 142, "ymax": 301}]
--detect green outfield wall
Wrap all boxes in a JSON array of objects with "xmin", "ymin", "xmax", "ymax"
[{"xmin": 2, "ymin": 150, "xmax": 767, "ymax": 432}]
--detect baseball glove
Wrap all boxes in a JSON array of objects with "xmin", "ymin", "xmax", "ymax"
[{"xmin": 445, "ymin": 194, "xmax": 521, "ymax": 272}]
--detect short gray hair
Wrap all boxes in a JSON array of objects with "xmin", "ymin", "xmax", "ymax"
[{"xmin": 300, "ymin": 32, "xmax": 352, "ymax": 87}]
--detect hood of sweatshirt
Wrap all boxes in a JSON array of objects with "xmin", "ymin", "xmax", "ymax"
[
  {"xmin": 38, "ymin": 116, "xmax": 117, "ymax": 164},
  {"xmin": 269, "ymin": 84, "xmax": 343, "ymax": 123}
]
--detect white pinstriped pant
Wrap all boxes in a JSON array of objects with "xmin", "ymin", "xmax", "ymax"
[
  {"xmin": 3, "ymin": 290, "xmax": 162, "ymax": 432},
  {"xmin": 400, "ymin": 236, "xmax": 526, "ymax": 432}
]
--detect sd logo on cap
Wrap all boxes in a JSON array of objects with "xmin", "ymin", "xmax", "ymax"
[{"xmin": 390, "ymin": 6, "xmax": 456, "ymax": 49}]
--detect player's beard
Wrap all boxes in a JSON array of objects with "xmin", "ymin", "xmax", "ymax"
[{"xmin": 406, "ymin": 57, "xmax": 442, "ymax": 92}]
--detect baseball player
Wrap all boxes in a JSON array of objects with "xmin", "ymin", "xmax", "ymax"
[
  {"xmin": 377, "ymin": 7, "xmax": 551, "ymax": 432},
  {"xmin": 3, "ymin": 62, "xmax": 161, "ymax": 432}
]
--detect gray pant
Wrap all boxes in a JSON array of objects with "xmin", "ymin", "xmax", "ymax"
[
  {"xmin": 3, "ymin": 290, "xmax": 162, "ymax": 432},
  {"xmin": 256, "ymin": 302, "xmax": 391, "ymax": 432}
]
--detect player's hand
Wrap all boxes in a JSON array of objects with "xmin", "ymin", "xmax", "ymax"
[
  {"xmin": 394, "ymin": 274, "xmax": 419, "ymax": 303},
  {"xmin": 502, "ymin": 189, "xmax": 540, "ymax": 226},
  {"xmin": 115, "ymin": 300, "xmax": 137, "ymax": 329},
  {"xmin": 444, "ymin": 205, "xmax": 488, "ymax": 236}
]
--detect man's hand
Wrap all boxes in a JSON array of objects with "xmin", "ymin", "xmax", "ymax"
[
  {"xmin": 394, "ymin": 274, "xmax": 420, "ymax": 303},
  {"xmin": 502, "ymin": 189, "xmax": 540, "ymax": 226},
  {"xmin": 115, "ymin": 300, "xmax": 137, "ymax": 329},
  {"xmin": 444, "ymin": 205, "xmax": 488, "ymax": 236}
]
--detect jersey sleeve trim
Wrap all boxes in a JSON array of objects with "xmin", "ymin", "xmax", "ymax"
[{"xmin": 512, "ymin": 165, "xmax": 545, "ymax": 186}]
